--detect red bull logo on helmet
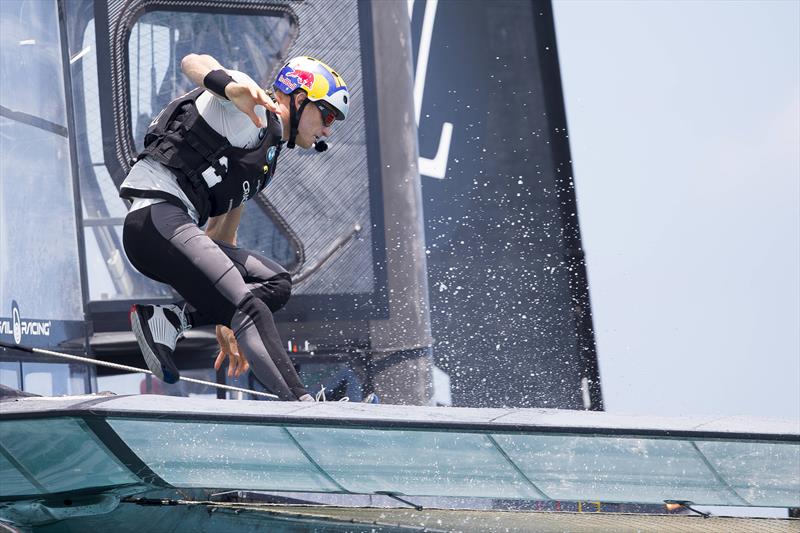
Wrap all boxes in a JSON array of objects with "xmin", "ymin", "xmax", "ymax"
[
  {"xmin": 277, "ymin": 69, "xmax": 315, "ymax": 93},
  {"xmin": 286, "ymin": 69, "xmax": 315, "ymax": 88}
]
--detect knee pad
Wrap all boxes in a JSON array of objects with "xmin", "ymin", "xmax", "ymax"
[
  {"xmin": 270, "ymin": 274, "xmax": 292, "ymax": 312},
  {"xmin": 251, "ymin": 273, "xmax": 292, "ymax": 312}
]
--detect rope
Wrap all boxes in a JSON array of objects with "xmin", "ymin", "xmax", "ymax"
[{"xmin": 0, "ymin": 341, "xmax": 278, "ymax": 400}]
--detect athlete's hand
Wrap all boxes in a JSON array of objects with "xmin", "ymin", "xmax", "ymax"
[
  {"xmin": 214, "ymin": 325, "xmax": 250, "ymax": 378},
  {"xmin": 224, "ymin": 83, "xmax": 278, "ymax": 128}
]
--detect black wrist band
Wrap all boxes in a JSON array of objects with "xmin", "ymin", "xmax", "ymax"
[{"xmin": 204, "ymin": 69, "xmax": 234, "ymax": 99}]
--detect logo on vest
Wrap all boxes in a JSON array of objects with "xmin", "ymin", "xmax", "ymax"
[
  {"xmin": 263, "ymin": 146, "xmax": 277, "ymax": 175},
  {"xmin": 242, "ymin": 180, "xmax": 251, "ymax": 204}
]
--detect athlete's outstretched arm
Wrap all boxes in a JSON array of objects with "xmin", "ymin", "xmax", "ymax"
[
  {"xmin": 179, "ymin": 53, "xmax": 225, "ymax": 87},
  {"xmin": 180, "ymin": 53, "xmax": 277, "ymax": 127}
]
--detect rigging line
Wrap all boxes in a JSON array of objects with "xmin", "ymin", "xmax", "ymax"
[
  {"xmin": 0, "ymin": 104, "xmax": 68, "ymax": 137},
  {"xmin": 0, "ymin": 340, "xmax": 278, "ymax": 400}
]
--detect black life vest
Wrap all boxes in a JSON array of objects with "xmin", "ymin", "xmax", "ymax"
[{"xmin": 121, "ymin": 88, "xmax": 283, "ymax": 226}]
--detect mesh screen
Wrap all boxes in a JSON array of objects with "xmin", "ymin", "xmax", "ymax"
[{"xmin": 106, "ymin": 0, "xmax": 377, "ymax": 297}]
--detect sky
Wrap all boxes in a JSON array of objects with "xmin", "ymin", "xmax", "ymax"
[{"xmin": 552, "ymin": 0, "xmax": 800, "ymax": 420}]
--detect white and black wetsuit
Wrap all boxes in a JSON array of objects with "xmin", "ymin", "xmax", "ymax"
[{"xmin": 120, "ymin": 71, "xmax": 307, "ymax": 400}]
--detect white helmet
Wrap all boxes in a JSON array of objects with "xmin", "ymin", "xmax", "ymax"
[{"xmin": 273, "ymin": 56, "xmax": 349, "ymax": 121}]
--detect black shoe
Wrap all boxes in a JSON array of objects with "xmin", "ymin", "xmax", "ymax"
[{"xmin": 129, "ymin": 304, "xmax": 190, "ymax": 384}]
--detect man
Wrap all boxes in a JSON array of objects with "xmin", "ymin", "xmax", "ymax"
[{"xmin": 120, "ymin": 54, "xmax": 348, "ymax": 402}]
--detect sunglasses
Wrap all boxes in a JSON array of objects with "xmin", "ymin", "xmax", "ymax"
[{"xmin": 314, "ymin": 102, "xmax": 337, "ymax": 127}]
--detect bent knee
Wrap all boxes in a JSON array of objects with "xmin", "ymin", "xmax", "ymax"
[
  {"xmin": 269, "ymin": 274, "xmax": 292, "ymax": 312},
  {"xmin": 250, "ymin": 273, "xmax": 292, "ymax": 313}
]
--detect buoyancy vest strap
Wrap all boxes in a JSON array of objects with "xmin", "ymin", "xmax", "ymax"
[
  {"xmin": 183, "ymin": 131, "xmax": 230, "ymax": 178},
  {"xmin": 175, "ymin": 105, "xmax": 231, "ymax": 175},
  {"xmin": 287, "ymin": 92, "xmax": 310, "ymax": 149}
]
